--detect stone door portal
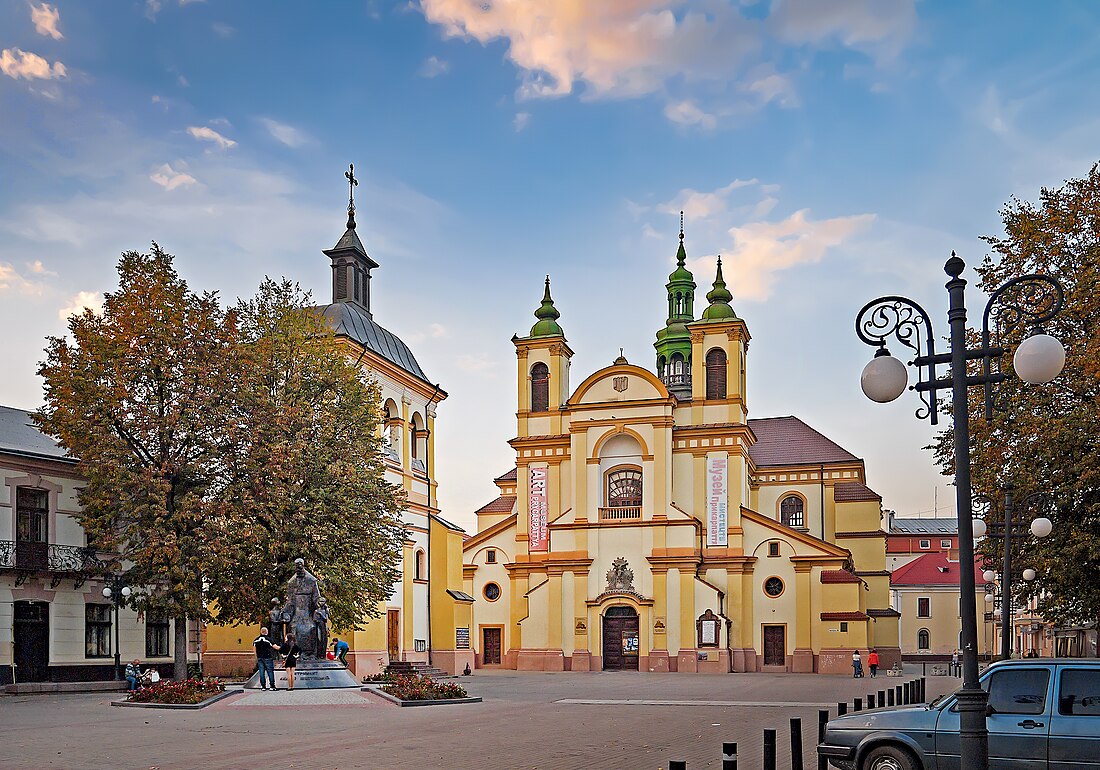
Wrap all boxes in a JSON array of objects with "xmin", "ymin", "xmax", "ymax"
[
  {"xmin": 602, "ymin": 606, "xmax": 639, "ymax": 671},
  {"xmin": 13, "ymin": 601, "xmax": 49, "ymax": 683},
  {"xmin": 763, "ymin": 625, "xmax": 786, "ymax": 667},
  {"xmin": 482, "ymin": 627, "xmax": 501, "ymax": 665}
]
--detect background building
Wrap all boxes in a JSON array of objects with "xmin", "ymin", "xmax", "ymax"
[
  {"xmin": 886, "ymin": 515, "xmax": 958, "ymax": 570},
  {"xmin": 461, "ymin": 232, "xmax": 900, "ymax": 674}
]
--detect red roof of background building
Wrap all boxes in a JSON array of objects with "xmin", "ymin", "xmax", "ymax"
[
  {"xmin": 834, "ymin": 482, "xmax": 882, "ymax": 502},
  {"xmin": 821, "ymin": 611, "xmax": 869, "ymax": 621},
  {"xmin": 890, "ymin": 551, "xmax": 985, "ymax": 586},
  {"xmin": 475, "ymin": 495, "xmax": 516, "ymax": 515},
  {"xmin": 821, "ymin": 569, "xmax": 862, "ymax": 584},
  {"xmin": 494, "ymin": 468, "xmax": 517, "ymax": 483},
  {"xmin": 747, "ymin": 416, "xmax": 859, "ymax": 467}
]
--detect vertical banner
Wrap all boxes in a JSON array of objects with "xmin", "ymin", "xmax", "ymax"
[
  {"xmin": 529, "ymin": 466, "xmax": 549, "ymax": 552},
  {"xmin": 706, "ymin": 456, "xmax": 728, "ymax": 547}
]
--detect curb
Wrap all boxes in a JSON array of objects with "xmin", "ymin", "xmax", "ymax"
[
  {"xmin": 362, "ymin": 687, "xmax": 482, "ymax": 707},
  {"xmin": 110, "ymin": 689, "xmax": 237, "ymax": 710}
]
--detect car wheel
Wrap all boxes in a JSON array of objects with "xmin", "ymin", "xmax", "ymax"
[{"xmin": 861, "ymin": 745, "xmax": 920, "ymax": 770}]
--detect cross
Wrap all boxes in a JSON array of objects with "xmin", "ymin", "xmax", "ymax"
[{"xmin": 345, "ymin": 163, "xmax": 358, "ymax": 212}]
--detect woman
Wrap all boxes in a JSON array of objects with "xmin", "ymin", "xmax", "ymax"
[
  {"xmin": 851, "ymin": 649, "xmax": 863, "ymax": 678},
  {"xmin": 280, "ymin": 633, "xmax": 301, "ymax": 690}
]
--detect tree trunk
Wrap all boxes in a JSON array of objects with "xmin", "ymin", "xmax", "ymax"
[{"xmin": 174, "ymin": 615, "xmax": 189, "ymax": 680}]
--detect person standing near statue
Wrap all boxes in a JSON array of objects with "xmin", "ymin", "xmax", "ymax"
[
  {"xmin": 253, "ymin": 627, "xmax": 280, "ymax": 691},
  {"xmin": 280, "ymin": 633, "xmax": 301, "ymax": 690},
  {"xmin": 282, "ymin": 558, "xmax": 321, "ymax": 659}
]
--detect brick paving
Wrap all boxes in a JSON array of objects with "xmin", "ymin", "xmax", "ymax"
[{"xmin": 0, "ymin": 667, "xmax": 960, "ymax": 770}]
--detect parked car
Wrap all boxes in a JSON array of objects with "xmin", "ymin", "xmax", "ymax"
[{"xmin": 818, "ymin": 658, "xmax": 1100, "ymax": 770}]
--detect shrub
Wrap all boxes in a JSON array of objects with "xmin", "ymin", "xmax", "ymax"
[
  {"xmin": 363, "ymin": 671, "xmax": 395, "ymax": 683},
  {"xmin": 126, "ymin": 677, "xmax": 225, "ymax": 705},
  {"xmin": 382, "ymin": 673, "xmax": 467, "ymax": 701}
]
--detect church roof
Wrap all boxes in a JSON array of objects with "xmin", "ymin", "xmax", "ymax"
[
  {"xmin": 834, "ymin": 482, "xmax": 882, "ymax": 502},
  {"xmin": 494, "ymin": 468, "xmax": 517, "ymax": 483},
  {"xmin": 821, "ymin": 569, "xmax": 862, "ymax": 584},
  {"xmin": 747, "ymin": 416, "xmax": 859, "ymax": 467},
  {"xmin": 315, "ymin": 302, "xmax": 430, "ymax": 384},
  {"xmin": 475, "ymin": 495, "xmax": 516, "ymax": 514},
  {"xmin": 0, "ymin": 405, "xmax": 74, "ymax": 463}
]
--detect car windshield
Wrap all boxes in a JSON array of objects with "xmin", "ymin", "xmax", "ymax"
[{"xmin": 928, "ymin": 689, "xmax": 959, "ymax": 709}]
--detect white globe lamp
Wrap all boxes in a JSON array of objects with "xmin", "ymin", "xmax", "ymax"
[
  {"xmin": 1031, "ymin": 517, "xmax": 1053, "ymax": 538},
  {"xmin": 985, "ymin": 593, "xmax": 995, "ymax": 604},
  {"xmin": 1013, "ymin": 333, "xmax": 1066, "ymax": 384},
  {"xmin": 102, "ymin": 586, "xmax": 112, "ymax": 599},
  {"xmin": 861, "ymin": 352, "xmax": 908, "ymax": 403},
  {"xmin": 121, "ymin": 586, "xmax": 132, "ymax": 598},
  {"xmin": 983, "ymin": 570, "xmax": 997, "ymax": 583},
  {"xmin": 1023, "ymin": 568, "xmax": 1037, "ymax": 582},
  {"xmin": 973, "ymin": 518, "xmax": 988, "ymax": 538}
]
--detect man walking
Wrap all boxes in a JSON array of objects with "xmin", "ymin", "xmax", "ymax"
[
  {"xmin": 333, "ymin": 637, "xmax": 350, "ymax": 667},
  {"xmin": 253, "ymin": 627, "xmax": 279, "ymax": 691},
  {"xmin": 868, "ymin": 648, "xmax": 880, "ymax": 678}
]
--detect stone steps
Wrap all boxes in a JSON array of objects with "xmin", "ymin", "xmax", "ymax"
[{"xmin": 384, "ymin": 661, "xmax": 451, "ymax": 680}]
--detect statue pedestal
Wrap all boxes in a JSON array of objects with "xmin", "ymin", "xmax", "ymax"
[{"xmin": 246, "ymin": 659, "xmax": 360, "ymax": 690}]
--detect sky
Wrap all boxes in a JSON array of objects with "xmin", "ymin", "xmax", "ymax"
[{"xmin": 2, "ymin": 1, "xmax": 1098, "ymax": 534}]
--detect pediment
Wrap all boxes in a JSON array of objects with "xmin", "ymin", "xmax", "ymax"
[{"xmin": 568, "ymin": 364, "xmax": 669, "ymax": 406}]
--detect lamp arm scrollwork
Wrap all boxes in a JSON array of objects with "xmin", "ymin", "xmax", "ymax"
[{"xmin": 855, "ymin": 295, "xmax": 940, "ymax": 422}]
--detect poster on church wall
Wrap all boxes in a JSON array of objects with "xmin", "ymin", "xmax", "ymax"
[
  {"xmin": 529, "ymin": 466, "xmax": 549, "ymax": 552},
  {"xmin": 706, "ymin": 456, "xmax": 728, "ymax": 547}
]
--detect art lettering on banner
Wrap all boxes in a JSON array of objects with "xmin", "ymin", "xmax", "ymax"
[
  {"xmin": 529, "ymin": 466, "xmax": 549, "ymax": 552},
  {"xmin": 706, "ymin": 456, "xmax": 728, "ymax": 547}
]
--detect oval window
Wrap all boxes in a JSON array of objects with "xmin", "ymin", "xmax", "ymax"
[
  {"xmin": 484, "ymin": 582, "xmax": 501, "ymax": 602},
  {"xmin": 764, "ymin": 577, "xmax": 784, "ymax": 598}
]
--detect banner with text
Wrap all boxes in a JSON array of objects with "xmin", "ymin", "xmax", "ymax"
[
  {"xmin": 529, "ymin": 466, "xmax": 549, "ymax": 552},
  {"xmin": 706, "ymin": 456, "xmax": 728, "ymax": 547}
]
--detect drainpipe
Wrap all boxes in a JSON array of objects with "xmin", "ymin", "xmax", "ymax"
[
  {"xmin": 424, "ymin": 383, "xmax": 441, "ymax": 668},
  {"xmin": 819, "ymin": 463, "xmax": 826, "ymax": 540}
]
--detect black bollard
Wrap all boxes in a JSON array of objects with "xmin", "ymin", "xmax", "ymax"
[
  {"xmin": 887, "ymin": 688, "xmax": 895, "ymax": 707},
  {"xmin": 722, "ymin": 742, "xmax": 737, "ymax": 770},
  {"xmin": 764, "ymin": 729, "xmax": 777, "ymax": 770},
  {"xmin": 837, "ymin": 701, "xmax": 847, "ymax": 716},
  {"xmin": 895, "ymin": 685, "xmax": 902, "ymax": 705},
  {"xmin": 903, "ymin": 682, "xmax": 910, "ymax": 705},
  {"xmin": 818, "ymin": 710, "xmax": 830, "ymax": 770},
  {"xmin": 853, "ymin": 697, "xmax": 862, "ymax": 712},
  {"xmin": 868, "ymin": 693, "xmax": 875, "ymax": 709},
  {"xmin": 879, "ymin": 689, "xmax": 886, "ymax": 708},
  {"xmin": 790, "ymin": 717, "xmax": 804, "ymax": 770},
  {"xmin": 669, "ymin": 762, "xmax": 687, "ymax": 770},
  {"xmin": 920, "ymin": 677, "xmax": 926, "ymax": 703}
]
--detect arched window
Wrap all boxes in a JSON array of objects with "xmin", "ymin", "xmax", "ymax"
[
  {"xmin": 705, "ymin": 348, "xmax": 727, "ymax": 399},
  {"xmin": 657, "ymin": 356, "xmax": 667, "ymax": 379},
  {"xmin": 415, "ymin": 550, "xmax": 426, "ymax": 581},
  {"xmin": 530, "ymin": 362, "xmax": 549, "ymax": 412},
  {"xmin": 606, "ymin": 467, "xmax": 642, "ymax": 508},
  {"xmin": 918, "ymin": 629, "xmax": 930, "ymax": 650},
  {"xmin": 780, "ymin": 495, "xmax": 804, "ymax": 528},
  {"xmin": 668, "ymin": 353, "xmax": 686, "ymax": 385}
]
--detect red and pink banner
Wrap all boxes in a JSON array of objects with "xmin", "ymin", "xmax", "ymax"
[
  {"xmin": 529, "ymin": 466, "xmax": 549, "ymax": 552},
  {"xmin": 706, "ymin": 456, "xmax": 728, "ymax": 547}
]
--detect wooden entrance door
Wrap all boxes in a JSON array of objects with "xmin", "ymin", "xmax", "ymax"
[
  {"xmin": 602, "ymin": 606, "xmax": 639, "ymax": 671},
  {"xmin": 763, "ymin": 625, "xmax": 786, "ymax": 667},
  {"xmin": 387, "ymin": 610, "xmax": 400, "ymax": 659},
  {"xmin": 482, "ymin": 627, "xmax": 502, "ymax": 665},
  {"xmin": 13, "ymin": 601, "xmax": 49, "ymax": 683}
]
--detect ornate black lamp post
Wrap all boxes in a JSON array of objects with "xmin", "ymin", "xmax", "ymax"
[
  {"xmin": 102, "ymin": 574, "xmax": 132, "ymax": 681},
  {"xmin": 978, "ymin": 490, "xmax": 1053, "ymax": 659},
  {"xmin": 855, "ymin": 254, "xmax": 1064, "ymax": 770}
]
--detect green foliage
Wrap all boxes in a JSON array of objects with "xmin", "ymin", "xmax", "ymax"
[{"xmin": 932, "ymin": 163, "xmax": 1100, "ymax": 631}]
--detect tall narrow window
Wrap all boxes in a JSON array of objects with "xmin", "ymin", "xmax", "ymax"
[
  {"xmin": 146, "ymin": 611, "xmax": 170, "ymax": 658},
  {"xmin": 780, "ymin": 495, "xmax": 804, "ymax": 528},
  {"xmin": 918, "ymin": 629, "xmax": 930, "ymax": 650},
  {"xmin": 530, "ymin": 362, "xmax": 550, "ymax": 412},
  {"xmin": 918, "ymin": 597, "xmax": 931, "ymax": 618},
  {"xmin": 415, "ymin": 550, "xmax": 426, "ymax": 581},
  {"xmin": 705, "ymin": 348, "xmax": 727, "ymax": 399},
  {"xmin": 85, "ymin": 604, "xmax": 112, "ymax": 658},
  {"xmin": 16, "ymin": 488, "xmax": 48, "ymax": 570},
  {"xmin": 606, "ymin": 468, "xmax": 643, "ymax": 508}
]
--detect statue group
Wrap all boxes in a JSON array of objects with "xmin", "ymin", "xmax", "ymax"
[{"xmin": 268, "ymin": 558, "xmax": 329, "ymax": 661}]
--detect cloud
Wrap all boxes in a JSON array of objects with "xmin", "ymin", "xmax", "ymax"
[
  {"xmin": 25, "ymin": 260, "xmax": 56, "ymax": 276},
  {"xmin": 144, "ymin": 0, "xmax": 161, "ymax": 20},
  {"xmin": 1, "ymin": 48, "xmax": 66, "ymax": 80},
  {"xmin": 187, "ymin": 125, "xmax": 237, "ymax": 150},
  {"xmin": 258, "ymin": 117, "xmax": 308, "ymax": 148},
  {"xmin": 658, "ymin": 179, "xmax": 759, "ymax": 221},
  {"xmin": 455, "ymin": 353, "xmax": 498, "ymax": 374},
  {"xmin": 419, "ymin": 56, "xmax": 450, "ymax": 77},
  {"xmin": 149, "ymin": 163, "xmax": 199, "ymax": 190},
  {"xmin": 513, "ymin": 111, "xmax": 531, "ymax": 132},
  {"xmin": 212, "ymin": 22, "xmax": 235, "ymax": 38},
  {"xmin": 58, "ymin": 291, "xmax": 104, "ymax": 320},
  {"xmin": 770, "ymin": 0, "xmax": 915, "ymax": 60},
  {"xmin": 0, "ymin": 263, "xmax": 44, "ymax": 295},
  {"xmin": 663, "ymin": 99, "xmax": 716, "ymax": 130},
  {"xmin": 742, "ymin": 65, "xmax": 798, "ymax": 108},
  {"xmin": 30, "ymin": 2, "xmax": 63, "ymax": 39}
]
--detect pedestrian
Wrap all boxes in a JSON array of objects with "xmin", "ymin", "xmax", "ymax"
[
  {"xmin": 868, "ymin": 648, "xmax": 880, "ymax": 678},
  {"xmin": 253, "ymin": 626, "xmax": 280, "ymax": 691},
  {"xmin": 280, "ymin": 633, "xmax": 301, "ymax": 690},
  {"xmin": 333, "ymin": 637, "xmax": 350, "ymax": 667},
  {"xmin": 951, "ymin": 649, "xmax": 960, "ymax": 677},
  {"xmin": 124, "ymin": 659, "xmax": 143, "ymax": 691},
  {"xmin": 852, "ymin": 649, "xmax": 863, "ymax": 678}
]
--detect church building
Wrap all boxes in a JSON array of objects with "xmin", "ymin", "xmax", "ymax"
[{"xmin": 462, "ymin": 224, "xmax": 900, "ymax": 674}]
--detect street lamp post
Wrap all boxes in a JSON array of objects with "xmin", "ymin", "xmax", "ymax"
[
  {"xmin": 856, "ymin": 254, "xmax": 1064, "ymax": 770},
  {"xmin": 102, "ymin": 574, "xmax": 131, "ymax": 681}
]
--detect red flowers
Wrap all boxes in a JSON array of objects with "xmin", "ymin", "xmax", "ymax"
[
  {"xmin": 381, "ymin": 673, "xmax": 467, "ymax": 701},
  {"xmin": 126, "ymin": 677, "xmax": 226, "ymax": 704}
]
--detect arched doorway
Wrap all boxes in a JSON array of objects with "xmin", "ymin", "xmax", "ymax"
[{"xmin": 602, "ymin": 606, "xmax": 639, "ymax": 671}]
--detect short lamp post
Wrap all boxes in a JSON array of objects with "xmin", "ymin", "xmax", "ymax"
[
  {"xmin": 102, "ymin": 575, "xmax": 132, "ymax": 681},
  {"xmin": 977, "ymin": 492, "xmax": 1053, "ymax": 660},
  {"xmin": 856, "ymin": 254, "xmax": 1064, "ymax": 770}
]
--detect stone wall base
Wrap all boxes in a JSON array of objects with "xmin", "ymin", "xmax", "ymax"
[
  {"xmin": 432, "ymin": 648, "xmax": 476, "ymax": 676},
  {"xmin": 817, "ymin": 648, "xmax": 857, "ymax": 675},
  {"xmin": 731, "ymin": 648, "xmax": 758, "ymax": 672},
  {"xmin": 203, "ymin": 652, "xmax": 256, "ymax": 679},
  {"xmin": 570, "ymin": 651, "xmax": 592, "ymax": 671},
  {"xmin": 516, "ymin": 648, "xmax": 565, "ymax": 671},
  {"xmin": 792, "ymin": 648, "xmax": 815, "ymax": 673},
  {"xmin": 646, "ymin": 650, "xmax": 670, "ymax": 672},
  {"xmin": 346, "ymin": 650, "xmax": 387, "ymax": 678}
]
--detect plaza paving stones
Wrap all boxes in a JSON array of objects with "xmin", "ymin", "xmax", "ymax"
[{"xmin": 0, "ymin": 666, "xmax": 960, "ymax": 770}]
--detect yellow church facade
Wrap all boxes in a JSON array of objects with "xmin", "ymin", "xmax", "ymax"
[{"xmin": 462, "ymin": 229, "xmax": 899, "ymax": 674}]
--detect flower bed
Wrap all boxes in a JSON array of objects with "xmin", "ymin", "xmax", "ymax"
[
  {"xmin": 363, "ymin": 671, "xmax": 395, "ymax": 683},
  {"xmin": 126, "ymin": 677, "xmax": 226, "ymax": 705},
  {"xmin": 381, "ymin": 673, "xmax": 467, "ymax": 701}
]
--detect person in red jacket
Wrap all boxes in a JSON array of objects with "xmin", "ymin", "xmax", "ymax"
[{"xmin": 868, "ymin": 648, "xmax": 880, "ymax": 678}]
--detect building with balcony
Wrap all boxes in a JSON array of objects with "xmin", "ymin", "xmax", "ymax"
[{"xmin": 460, "ymin": 227, "xmax": 900, "ymax": 674}]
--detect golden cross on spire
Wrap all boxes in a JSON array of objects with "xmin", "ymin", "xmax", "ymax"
[{"xmin": 345, "ymin": 163, "xmax": 358, "ymax": 213}]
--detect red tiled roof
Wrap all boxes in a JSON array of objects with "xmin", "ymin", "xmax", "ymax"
[
  {"xmin": 890, "ymin": 552, "xmax": 985, "ymax": 587},
  {"xmin": 821, "ymin": 611, "xmax": 869, "ymax": 621},
  {"xmin": 867, "ymin": 608, "xmax": 901, "ymax": 618},
  {"xmin": 834, "ymin": 482, "xmax": 882, "ymax": 502},
  {"xmin": 475, "ymin": 495, "xmax": 516, "ymax": 515},
  {"xmin": 747, "ymin": 416, "xmax": 859, "ymax": 467},
  {"xmin": 494, "ymin": 468, "xmax": 517, "ymax": 483},
  {"xmin": 821, "ymin": 569, "xmax": 861, "ymax": 584}
]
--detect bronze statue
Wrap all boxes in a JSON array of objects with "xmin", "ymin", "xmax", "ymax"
[
  {"xmin": 314, "ymin": 597, "xmax": 330, "ymax": 658},
  {"xmin": 282, "ymin": 558, "xmax": 322, "ymax": 659}
]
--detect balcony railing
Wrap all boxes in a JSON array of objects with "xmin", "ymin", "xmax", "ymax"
[
  {"xmin": 598, "ymin": 506, "xmax": 642, "ymax": 522},
  {"xmin": 0, "ymin": 541, "xmax": 108, "ymax": 574}
]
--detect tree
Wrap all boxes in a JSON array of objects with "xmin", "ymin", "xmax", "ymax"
[
  {"xmin": 203, "ymin": 278, "xmax": 406, "ymax": 631},
  {"xmin": 36, "ymin": 245, "xmax": 236, "ymax": 678},
  {"xmin": 932, "ymin": 163, "xmax": 1100, "ymax": 650}
]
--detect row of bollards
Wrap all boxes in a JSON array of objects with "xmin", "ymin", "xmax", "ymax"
[{"xmin": 665, "ymin": 678, "xmax": 928, "ymax": 769}]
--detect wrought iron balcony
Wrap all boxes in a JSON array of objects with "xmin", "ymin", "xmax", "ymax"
[{"xmin": 0, "ymin": 540, "xmax": 109, "ymax": 586}]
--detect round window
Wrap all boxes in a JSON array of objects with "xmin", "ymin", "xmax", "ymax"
[
  {"xmin": 763, "ymin": 577, "xmax": 784, "ymax": 598},
  {"xmin": 483, "ymin": 582, "xmax": 501, "ymax": 602}
]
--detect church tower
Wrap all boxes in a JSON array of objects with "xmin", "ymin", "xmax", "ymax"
[
  {"xmin": 322, "ymin": 163, "xmax": 379, "ymax": 312},
  {"xmin": 514, "ymin": 277, "xmax": 573, "ymax": 439},
  {"xmin": 686, "ymin": 256, "xmax": 750, "ymax": 424},
  {"xmin": 654, "ymin": 213, "xmax": 696, "ymax": 399}
]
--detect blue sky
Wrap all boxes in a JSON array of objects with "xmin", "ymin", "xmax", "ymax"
[{"xmin": 2, "ymin": 1, "xmax": 1098, "ymax": 531}]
